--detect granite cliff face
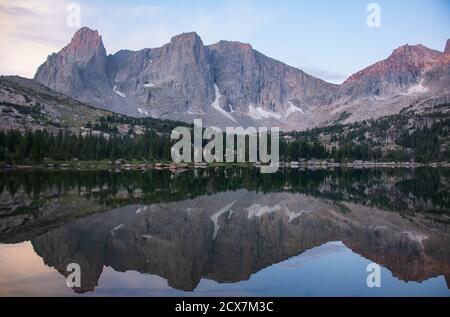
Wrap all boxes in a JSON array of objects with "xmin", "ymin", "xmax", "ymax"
[
  {"xmin": 34, "ymin": 28, "xmax": 111, "ymax": 107},
  {"xmin": 207, "ymin": 41, "xmax": 337, "ymax": 113},
  {"xmin": 424, "ymin": 39, "xmax": 450, "ymax": 94},
  {"xmin": 34, "ymin": 27, "xmax": 450, "ymax": 130},
  {"xmin": 108, "ymin": 32, "xmax": 216, "ymax": 117}
]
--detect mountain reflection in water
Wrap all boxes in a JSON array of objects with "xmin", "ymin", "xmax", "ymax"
[{"xmin": 0, "ymin": 167, "xmax": 449, "ymax": 296}]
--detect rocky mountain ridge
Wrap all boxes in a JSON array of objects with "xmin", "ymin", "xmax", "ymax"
[
  {"xmin": 0, "ymin": 75, "xmax": 110, "ymax": 132},
  {"xmin": 33, "ymin": 27, "xmax": 450, "ymax": 130}
]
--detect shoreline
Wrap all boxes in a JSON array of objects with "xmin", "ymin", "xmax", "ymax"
[{"xmin": 1, "ymin": 160, "xmax": 449, "ymax": 172}]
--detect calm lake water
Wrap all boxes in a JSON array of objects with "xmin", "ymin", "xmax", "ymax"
[{"xmin": 0, "ymin": 167, "xmax": 449, "ymax": 296}]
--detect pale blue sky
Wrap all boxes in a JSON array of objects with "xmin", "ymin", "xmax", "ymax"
[{"xmin": 1, "ymin": 0, "xmax": 449, "ymax": 82}]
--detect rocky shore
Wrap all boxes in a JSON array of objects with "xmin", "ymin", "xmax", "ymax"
[{"xmin": 1, "ymin": 160, "xmax": 449, "ymax": 172}]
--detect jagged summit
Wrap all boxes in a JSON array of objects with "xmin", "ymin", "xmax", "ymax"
[
  {"xmin": 346, "ymin": 44, "xmax": 442, "ymax": 84},
  {"xmin": 34, "ymin": 27, "xmax": 109, "ymax": 105},
  {"xmin": 170, "ymin": 31, "xmax": 201, "ymax": 42},
  {"xmin": 210, "ymin": 40, "xmax": 253, "ymax": 50},
  {"xmin": 340, "ymin": 43, "xmax": 444, "ymax": 100},
  {"xmin": 70, "ymin": 27, "xmax": 102, "ymax": 45},
  {"xmin": 390, "ymin": 43, "xmax": 442, "ymax": 66},
  {"xmin": 61, "ymin": 27, "xmax": 106, "ymax": 58}
]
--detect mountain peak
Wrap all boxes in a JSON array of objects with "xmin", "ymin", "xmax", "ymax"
[
  {"xmin": 34, "ymin": 26, "xmax": 109, "ymax": 97},
  {"xmin": 344, "ymin": 44, "xmax": 433, "ymax": 84},
  {"xmin": 211, "ymin": 40, "xmax": 253, "ymax": 51},
  {"xmin": 170, "ymin": 32, "xmax": 202, "ymax": 44},
  {"xmin": 390, "ymin": 43, "xmax": 442, "ymax": 70},
  {"xmin": 343, "ymin": 42, "xmax": 442, "ymax": 98},
  {"xmin": 74, "ymin": 27, "xmax": 100, "ymax": 38},
  {"xmin": 62, "ymin": 27, "xmax": 105, "ymax": 57},
  {"xmin": 391, "ymin": 43, "xmax": 436, "ymax": 56},
  {"xmin": 444, "ymin": 39, "xmax": 450, "ymax": 55}
]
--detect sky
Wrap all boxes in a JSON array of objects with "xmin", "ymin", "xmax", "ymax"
[{"xmin": 0, "ymin": 0, "xmax": 449, "ymax": 83}]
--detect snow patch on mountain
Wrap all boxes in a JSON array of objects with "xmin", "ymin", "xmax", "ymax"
[
  {"xmin": 211, "ymin": 84, "xmax": 238, "ymax": 124},
  {"xmin": 285, "ymin": 101, "xmax": 305, "ymax": 118},
  {"xmin": 403, "ymin": 231, "xmax": 428, "ymax": 246},
  {"xmin": 136, "ymin": 206, "xmax": 149, "ymax": 214},
  {"xmin": 137, "ymin": 107, "xmax": 149, "ymax": 116},
  {"xmin": 246, "ymin": 202, "xmax": 306, "ymax": 221},
  {"xmin": 404, "ymin": 79, "xmax": 429, "ymax": 95},
  {"xmin": 248, "ymin": 105, "xmax": 282, "ymax": 121},
  {"xmin": 210, "ymin": 200, "xmax": 237, "ymax": 239},
  {"xmin": 113, "ymin": 85, "xmax": 126, "ymax": 98},
  {"xmin": 110, "ymin": 223, "xmax": 125, "ymax": 237},
  {"xmin": 247, "ymin": 204, "xmax": 282, "ymax": 219},
  {"xmin": 288, "ymin": 210, "xmax": 304, "ymax": 223}
]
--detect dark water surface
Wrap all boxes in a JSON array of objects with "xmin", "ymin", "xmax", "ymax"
[{"xmin": 0, "ymin": 167, "xmax": 449, "ymax": 296}]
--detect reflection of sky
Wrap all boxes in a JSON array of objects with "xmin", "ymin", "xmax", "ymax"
[
  {"xmin": 1, "ymin": 241, "xmax": 448, "ymax": 297},
  {"xmin": 0, "ymin": 242, "xmax": 72, "ymax": 296}
]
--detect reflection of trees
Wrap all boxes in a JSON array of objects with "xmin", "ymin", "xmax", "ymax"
[{"xmin": 1, "ymin": 167, "xmax": 449, "ymax": 214}]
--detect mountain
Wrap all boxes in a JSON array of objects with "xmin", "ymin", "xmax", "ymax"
[
  {"xmin": 207, "ymin": 41, "xmax": 338, "ymax": 113},
  {"xmin": 0, "ymin": 74, "xmax": 192, "ymax": 137},
  {"xmin": 34, "ymin": 28, "xmax": 338, "ymax": 129},
  {"xmin": 341, "ymin": 44, "xmax": 442, "ymax": 99},
  {"xmin": 0, "ymin": 75, "xmax": 110, "ymax": 132},
  {"xmin": 34, "ymin": 27, "xmax": 450, "ymax": 130},
  {"xmin": 34, "ymin": 28, "xmax": 111, "ymax": 108},
  {"xmin": 424, "ymin": 39, "xmax": 450, "ymax": 93}
]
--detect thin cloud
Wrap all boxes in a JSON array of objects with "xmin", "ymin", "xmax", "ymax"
[
  {"xmin": 301, "ymin": 66, "xmax": 348, "ymax": 84},
  {"xmin": 0, "ymin": 3, "xmax": 31, "ymax": 15},
  {"xmin": 285, "ymin": 57, "xmax": 349, "ymax": 84}
]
